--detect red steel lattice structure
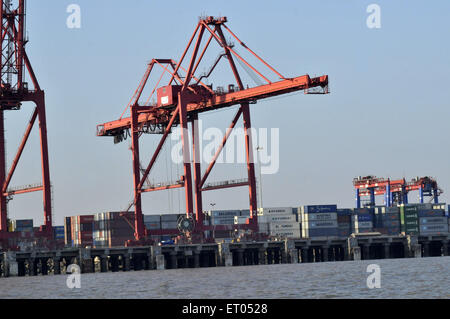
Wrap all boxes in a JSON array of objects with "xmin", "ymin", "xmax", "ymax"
[
  {"xmin": 0, "ymin": 0, "xmax": 53, "ymax": 241},
  {"xmin": 353, "ymin": 175, "xmax": 442, "ymax": 207},
  {"xmin": 97, "ymin": 16, "xmax": 329, "ymax": 241}
]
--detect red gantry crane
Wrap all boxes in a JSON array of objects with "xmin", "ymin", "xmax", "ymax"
[
  {"xmin": 353, "ymin": 175, "xmax": 443, "ymax": 208},
  {"xmin": 0, "ymin": 0, "xmax": 53, "ymax": 247},
  {"xmin": 97, "ymin": 16, "xmax": 329, "ymax": 243}
]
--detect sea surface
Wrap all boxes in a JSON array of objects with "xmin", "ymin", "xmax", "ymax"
[{"xmin": 0, "ymin": 256, "xmax": 449, "ymax": 299}]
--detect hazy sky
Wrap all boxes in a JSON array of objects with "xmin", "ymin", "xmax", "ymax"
[{"xmin": 5, "ymin": 0, "xmax": 450, "ymax": 226}]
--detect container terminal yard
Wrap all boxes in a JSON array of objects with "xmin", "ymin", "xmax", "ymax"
[{"xmin": 0, "ymin": 2, "xmax": 449, "ymax": 277}]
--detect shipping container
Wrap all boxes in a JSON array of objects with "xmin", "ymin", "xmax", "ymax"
[
  {"xmin": 337, "ymin": 208, "xmax": 352, "ymax": 215},
  {"xmin": 418, "ymin": 210, "xmax": 445, "ymax": 217},
  {"xmin": 301, "ymin": 212, "xmax": 337, "ymax": 222},
  {"xmin": 419, "ymin": 217, "xmax": 447, "ymax": 224},
  {"xmin": 14, "ymin": 219, "xmax": 33, "ymax": 228},
  {"xmin": 209, "ymin": 210, "xmax": 241, "ymax": 218},
  {"xmin": 270, "ymin": 229, "xmax": 301, "ymax": 238},
  {"xmin": 382, "ymin": 213, "xmax": 400, "ymax": 220},
  {"xmin": 303, "ymin": 220, "xmax": 338, "ymax": 228},
  {"xmin": 354, "ymin": 221, "xmax": 373, "ymax": 229},
  {"xmin": 415, "ymin": 203, "xmax": 433, "ymax": 210},
  {"xmin": 352, "ymin": 208, "xmax": 372, "ymax": 215},
  {"xmin": 78, "ymin": 215, "xmax": 94, "ymax": 223},
  {"xmin": 144, "ymin": 222, "xmax": 161, "ymax": 230},
  {"xmin": 351, "ymin": 214, "xmax": 373, "ymax": 221},
  {"xmin": 301, "ymin": 205, "xmax": 337, "ymax": 214},
  {"xmin": 419, "ymin": 224, "xmax": 448, "ymax": 233},
  {"xmin": 240, "ymin": 209, "xmax": 251, "ymax": 216},
  {"xmin": 211, "ymin": 218, "xmax": 235, "ymax": 225},
  {"xmin": 160, "ymin": 214, "xmax": 179, "ymax": 222},
  {"xmin": 382, "ymin": 220, "xmax": 400, "ymax": 228},
  {"xmin": 234, "ymin": 216, "xmax": 249, "ymax": 224},
  {"xmin": 261, "ymin": 214, "xmax": 296, "ymax": 223},
  {"xmin": 302, "ymin": 228, "xmax": 338, "ymax": 238},
  {"xmin": 270, "ymin": 222, "xmax": 301, "ymax": 231},
  {"xmin": 143, "ymin": 214, "xmax": 161, "ymax": 223},
  {"xmin": 257, "ymin": 222, "xmax": 270, "ymax": 233},
  {"xmin": 258, "ymin": 207, "xmax": 293, "ymax": 215}
]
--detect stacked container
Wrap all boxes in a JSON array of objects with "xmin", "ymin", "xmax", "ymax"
[
  {"xmin": 209, "ymin": 210, "xmax": 241, "ymax": 225},
  {"xmin": 399, "ymin": 205, "xmax": 419, "ymax": 235},
  {"xmin": 64, "ymin": 217, "xmax": 72, "ymax": 246},
  {"xmin": 337, "ymin": 209, "xmax": 352, "ymax": 237},
  {"xmin": 143, "ymin": 214, "xmax": 161, "ymax": 230},
  {"xmin": 71, "ymin": 215, "xmax": 94, "ymax": 247},
  {"xmin": 352, "ymin": 208, "xmax": 374, "ymax": 234},
  {"xmin": 300, "ymin": 205, "xmax": 338, "ymax": 238},
  {"xmin": 160, "ymin": 214, "xmax": 179, "ymax": 230},
  {"xmin": 419, "ymin": 208, "xmax": 448, "ymax": 235},
  {"xmin": 234, "ymin": 216, "xmax": 249, "ymax": 225},
  {"xmin": 53, "ymin": 226, "xmax": 65, "ymax": 240},
  {"xmin": 373, "ymin": 206, "xmax": 401, "ymax": 235},
  {"xmin": 93, "ymin": 212, "xmax": 107, "ymax": 247},
  {"xmin": 258, "ymin": 207, "xmax": 299, "ymax": 238},
  {"xmin": 12, "ymin": 219, "xmax": 33, "ymax": 232},
  {"xmin": 105, "ymin": 212, "xmax": 135, "ymax": 247},
  {"xmin": 269, "ymin": 221, "xmax": 301, "ymax": 238}
]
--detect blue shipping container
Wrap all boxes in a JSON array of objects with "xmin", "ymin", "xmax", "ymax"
[
  {"xmin": 303, "ymin": 228, "xmax": 338, "ymax": 237},
  {"xmin": 303, "ymin": 205, "xmax": 337, "ymax": 214},
  {"xmin": 418, "ymin": 210, "xmax": 445, "ymax": 217},
  {"xmin": 356, "ymin": 215, "xmax": 373, "ymax": 221}
]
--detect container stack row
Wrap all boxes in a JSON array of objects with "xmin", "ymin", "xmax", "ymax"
[
  {"xmin": 257, "ymin": 207, "xmax": 300, "ymax": 238},
  {"xmin": 59, "ymin": 203, "xmax": 450, "ymax": 246}
]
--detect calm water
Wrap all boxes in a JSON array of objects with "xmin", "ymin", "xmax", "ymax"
[{"xmin": 0, "ymin": 257, "xmax": 449, "ymax": 299}]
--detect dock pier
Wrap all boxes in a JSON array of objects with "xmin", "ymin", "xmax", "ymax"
[{"xmin": 1, "ymin": 235, "xmax": 449, "ymax": 277}]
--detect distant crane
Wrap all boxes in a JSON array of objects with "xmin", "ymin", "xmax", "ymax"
[
  {"xmin": 97, "ymin": 16, "xmax": 329, "ymax": 243},
  {"xmin": 353, "ymin": 175, "xmax": 443, "ymax": 208}
]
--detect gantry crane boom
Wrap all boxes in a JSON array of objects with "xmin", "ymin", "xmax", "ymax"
[{"xmin": 97, "ymin": 74, "xmax": 328, "ymax": 137}]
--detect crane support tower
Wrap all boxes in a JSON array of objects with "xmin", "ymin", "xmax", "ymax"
[
  {"xmin": 0, "ymin": 0, "xmax": 53, "ymax": 244},
  {"xmin": 353, "ymin": 175, "xmax": 443, "ymax": 208},
  {"xmin": 97, "ymin": 16, "xmax": 329, "ymax": 243}
]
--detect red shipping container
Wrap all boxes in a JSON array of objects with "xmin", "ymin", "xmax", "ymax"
[{"xmin": 78, "ymin": 215, "xmax": 94, "ymax": 223}]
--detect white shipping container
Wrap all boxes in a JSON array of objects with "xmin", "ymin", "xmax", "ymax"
[
  {"xmin": 270, "ymin": 229, "xmax": 301, "ymax": 238},
  {"xmin": 301, "ymin": 212, "xmax": 337, "ymax": 222},
  {"xmin": 262, "ymin": 214, "xmax": 296, "ymax": 223},
  {"xmin": 258, "ymin": 207, "xmax": 293, "ymax": 215},
  {"xmin": 270, "ymin": 222, "xmax": 301, "ymax": 231}
]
